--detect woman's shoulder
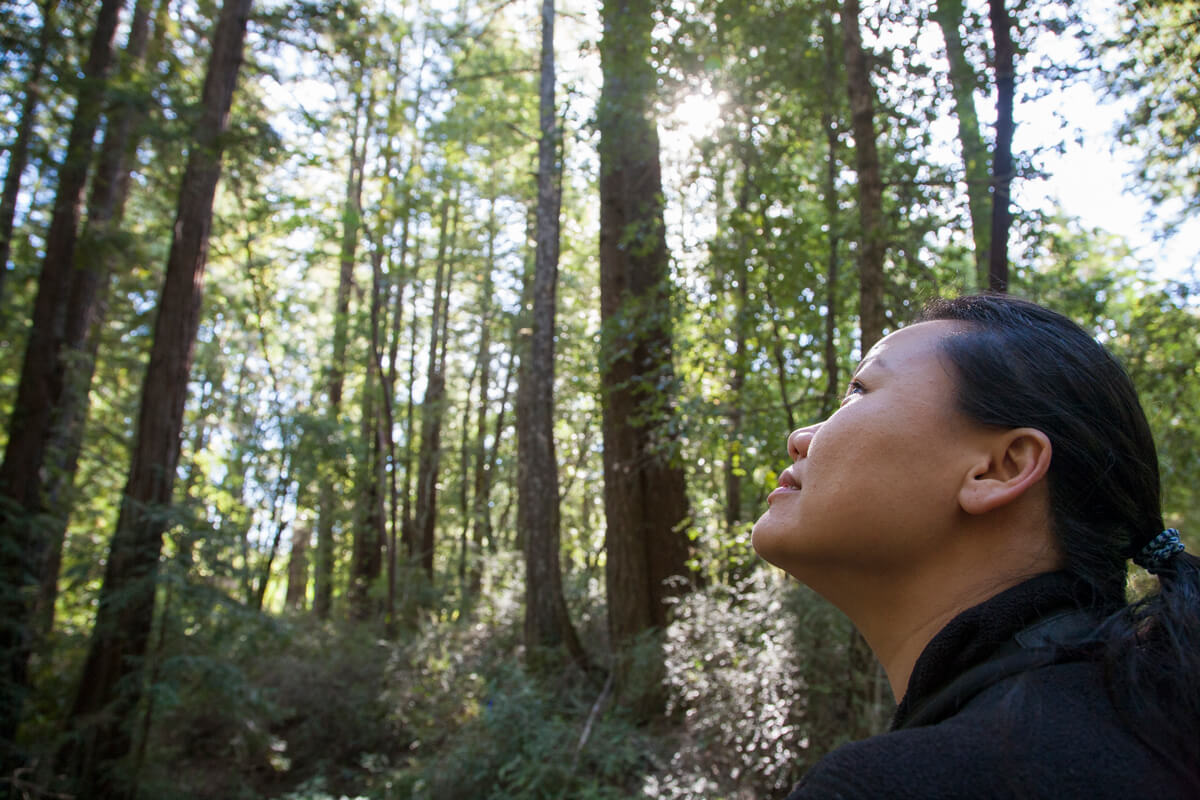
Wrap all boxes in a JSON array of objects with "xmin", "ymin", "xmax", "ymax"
[{"xmin": 784, "ymin": 660, "xmax": 1196, "ymax": 800}]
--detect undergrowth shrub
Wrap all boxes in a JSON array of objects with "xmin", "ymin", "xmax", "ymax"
[
  {"xmin": 46, "ymin": 552, "xmax": 875, "ymax": 800},
  {"xmin": 373, "ymin": 561, "xmax": 661, "ymax": 799},
  {"xmin": 659, "ymin": 570, "xmax": 863, "ymax": 799},
  {"xmin": 399, "ymin": 661, "xmax": 654, "ymax": 800},
  {"xmin": 136, "ymin": 599, "xmax": 395, "ymax": 800}
]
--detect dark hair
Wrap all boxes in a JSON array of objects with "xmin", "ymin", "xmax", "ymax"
[{"xmin": 919, "ymin": 293, "xmax": 1200, "ymax": 776}]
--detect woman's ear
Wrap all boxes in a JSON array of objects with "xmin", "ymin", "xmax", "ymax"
[{"xmin": 958, "ymin": 428, "xmax": 1052, "ymax": 515}]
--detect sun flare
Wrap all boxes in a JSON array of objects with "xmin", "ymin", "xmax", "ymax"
[{"xmin": 669, "ymin": 89, "xmax": 727, "ymax": 141}]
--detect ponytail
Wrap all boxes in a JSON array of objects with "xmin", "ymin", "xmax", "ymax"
[{"xmin": 1101, "ymin": 551, "xmax": 1200, "ymax": 778}]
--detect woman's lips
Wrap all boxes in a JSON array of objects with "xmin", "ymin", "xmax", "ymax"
[
  {"xmin": 766, "ymin": 469, "xmax": 801, "ymax": 505},
  {"xmin": 766, "ymin": 486, "xmax": 799, "ymax": 505}
]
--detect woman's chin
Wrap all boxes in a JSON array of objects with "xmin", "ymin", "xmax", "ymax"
[{"xmin": 750, "ymin": 516, "xmax": 791, "ymax": 567}]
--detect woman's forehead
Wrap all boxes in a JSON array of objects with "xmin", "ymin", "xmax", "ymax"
[{"xmin": 859, "ymin": 320, "xmax": 962, "ymax": 369}]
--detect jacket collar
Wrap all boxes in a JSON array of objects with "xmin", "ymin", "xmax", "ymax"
[{"xmin": 892, "ymin": 571, "xmax": 1097, "ymax": 728}]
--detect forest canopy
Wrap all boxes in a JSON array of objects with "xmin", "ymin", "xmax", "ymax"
[{"xmin": 0, "ymin": 0, "xmax": 1197, "ymax": 797}]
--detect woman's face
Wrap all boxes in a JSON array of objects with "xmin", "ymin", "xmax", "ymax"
[{"xmin": 751, "ymin": 320, "xmax": 988, "ymax": 579}]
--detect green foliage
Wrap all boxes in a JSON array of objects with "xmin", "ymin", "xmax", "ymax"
[
  {"xmin": 1109, "ymin": 281, "xmax": 1200, "ymax": 540},
  {"xmin": 2, "ymin": 0, "xmax": 1199, "ymax": 795},
  {"xmin": 1106, "ymin": 0, "xmax": 1200, "ymax": 228},
  {"xmin": 1009, "ymin": 214, "xmax": 1200, "ymax": 540},
  {"xmin": 133, "ymin": 591, "xmax": 395, "ymax": 800},
  {"xmin": 660, "ymin": 571, "xmax": 863, "ymax": 799},
  {"xmin": 395, "ymin": 662, "xmax": 650, "ymax": 800}
]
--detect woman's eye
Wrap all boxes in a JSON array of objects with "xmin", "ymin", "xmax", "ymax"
[{"xmin": 841, "ymin": 380, "xmax": 865, "ymax": 404}]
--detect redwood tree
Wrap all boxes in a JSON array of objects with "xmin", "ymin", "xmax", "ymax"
[
  {"xmin": 597, "ymin": 0, "xmax": 692, "ymax": 715},
  {"xmin": 313, "ymin": 80, "xmax": 367, "ymax": 620},
  {"xmin": 58, "ymin": 0, "xmax": 254, "ymax": 792},
  {"xmin": 842, "ymin": 0, "xmax": 886, "ymax": 352},
  {"xmin": 412, "ymin": 193, "xmax": 456, "ymax": 580},
  {"xmin": 519, "ymin": 0, "xmax": 584, "ymax": 663},
  {"xmin": 987, "ymin": 0, "xmax": 1015, "ymax": 292},
  {"xmin": 841, "ymin": 0, "xmax": 892, "ymax": 737},
  {"xmin": 36, "ymin": 0, "xmax": 161, "ymax": 638},
  {"xmin": 932, "ymin": 0, "xmax": 992, "ymax": 289},
  {"xmin": 0, "ymin": 0, "xmax": 126, "ymax": 756}
]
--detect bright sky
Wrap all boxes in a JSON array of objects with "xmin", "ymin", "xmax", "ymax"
[
  {"xmin": 1014, "ymin": 13, "xmax": 1200, "ymax": 285},
  {"xmin": 946, "ymin": 0, "xmax": 1200, "ymax": 285},
  {"xmin": 661, "ymin": 2, "xmax": 1200, "ymax": 286},
  {"xmin": 257, "ymin": 0, "xmax": 1199, "ymax": 287},
  {"xmin": 907, "ymin": 0, "xmax": 1200, "ymax": 286}
]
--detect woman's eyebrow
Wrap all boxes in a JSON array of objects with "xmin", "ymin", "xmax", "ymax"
[{"xmin": 852, "ymin": 354, "xmax": 889, "ymax": 378}]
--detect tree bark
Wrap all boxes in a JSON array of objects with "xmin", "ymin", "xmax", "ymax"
[
  {"xmin": 466, "ymin": 194, "xmax": 496, "ymax": 596},
  {"xmin": 401, "ymin": 262, "xmax": 422, "ymax": 562},
  {"xmin": 725, "ymin": 171, "xmax": 751, "ymax": 539},
  {"xmin": 0, "ymin": 0, "xmax": 126, "ymax": 757},
  {"xmin": 383, "ymin": 208, "xmax": 411, "ymax": 627},
  {"xmin": 35, "ymin": 0, "xmax": 160, "ymax": 639},
  {"xmin": 478, "ymin": 353, "xmax": 511, "ymax": 562},
  {"xmin": 841, "ymin": 0, "xmax": 893, "ymax": 740},
  {"xmin": 520, "ymin": 0, "xmax": 585, "ymax": 666},
  {"xmin": 252, "ymin": 451, "xmax": 293, "ymax": 612},
  {"xmin": 412, "ymin": 194, "xmax": 457, "ymax": 579},
  {"xmin": 842, "ymin": 0, "xmax": 886, "ymax": 352},
  {"xmin": 376, "ymin": 105, "xmax": 408, "ymax": 631},
  {"xmin": 57, "ymin": 0, "xmax": 253, "ymax": 793},
  {"xmin": 762, "ymin": 281, "xmax": 798, "ymax": 432},
  {"xmin": 314, "ymin": 84, "xmax": 367, "ymax": 620},
  {"xmin": 349, "ymin": 230, "xmax": 388, "ymax": 622},
  {"xmin": 932, "ymin": 0, "xmax": 992, "ymax": 290},
  {"xmin": 821, "ymin": 5, "xmax": 842, "ymax": 417},
  {"xmin": 597, "ymin": 0, "xmax": 692, "ymax": 716},
  {"xmin": 284, "ymin": 518, "xmax": 310, "ymax": 610},
  {"xmin": 456, "ymin": 363, "xmax": 476, "ymax": 586},
  {"xmin": 987, "ymin": 0, "xmax": 1015, "ymax": 292}
]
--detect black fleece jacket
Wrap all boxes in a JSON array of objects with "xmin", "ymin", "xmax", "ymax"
[{"xmin": 784, "ymin": 572, "xmax": 1198, "ymax": 799}]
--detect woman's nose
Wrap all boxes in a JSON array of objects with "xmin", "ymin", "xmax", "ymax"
[{"xmin": 787, "ymin": 425, "xmax": 819, "ymax": 461}]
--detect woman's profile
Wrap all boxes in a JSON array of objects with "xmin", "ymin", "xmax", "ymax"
[{"xmin": 752, "ymin": 294, "xmax": 1199, "ymax": 798}]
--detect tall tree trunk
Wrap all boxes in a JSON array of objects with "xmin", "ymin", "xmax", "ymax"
[
  {"xmin": 284, "ymin": 518, "xmax": 310, "ymax": 610},
  {"xmin": 597, "ymin": 0, "xmax": 692, "ymax": 717},
  {"xmin": 35, "ymin": 0, "xmax": 161, "ymax": 639},
  {"xmin": 348, "ymin": 387, "xmax": 384, "ymax": 620},
  {"xmin": 821, "ymin": 5, "xmax": 842, "ymax": 418},
  {"xmin": 456, "ymin": 360, "xmax": 477, "ymax": 587},
  {"xmin": 377, "ymin": 112, "xmax": 410, "ymax": 629},
  {"xmin": 401, "ymin": 262, "xmax": 422, "ymax": 561},
  {"xmin": 314, "ymin": 85, "xmax": 367, "ymax": 620},
  {"xmin": 932, "ymin": 0, "xmax": 991, "ymax": 290},
  {"xmin": 413, "ymin": 194, "xmax": 456, "ymax": 579},
  {"xmin": 57, "ymin": 0, "xmax": 253, "ymax": 793},
  {"xmin": 349, "ymin": 236, "xmax": 388, "ymax": 622},
  {"xmin": 987, "ymin": 0, "xmax": 1014, "ymax": 292},
  {"xmin": 725, "ymin": 170, "xmax": 751, "ymax": 540},
  {"xmin": 521, "ymin": 0, "xmax": 585, "ymax": 666},
  {"xmin": 396, "ymin": 34, "xmax": 430, "ymax": 579},
  {"xmin": 467, "ymin": 198, "xmax": 497, "ymax": 596},
  {"xmin": 842, "ymin": 0, "xmax": 886, "ymax": 352},
  {"xmin": 474, "ymin": 352, "xmax": 511, "ymax": 575},
  {"xmin": 0, "ymin": 0, "xmax": 126, "ymax": 757},
  {"xmin": 252, "ymin": 448, "xmax": 293, "ymax": 612},
  {"xmin": 350, "ymin": 73, "xmax": 406, "ymax": 624},
  {"xmin": 383, "ymin": 204, "xmax": 411, "ymax": 628},
  {"xmin": 762, "ymin": 281, "xmax": 797, "ymax": 432},
  {"xmin": 821, "ymin": 123, "xmax": 842, "ymax": 417},
  {"xmin": 0, "ymin": 0, "xmax": 59, "ymax": 306},
  {"xmin": 841, "ymin": 0, "xmax": 893, "ymax": 740}
]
